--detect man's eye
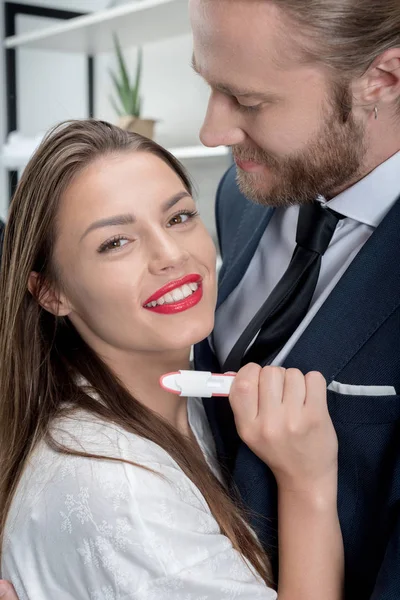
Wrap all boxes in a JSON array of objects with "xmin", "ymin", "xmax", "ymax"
[{"xmin": 238, "ymin": 102, "xmax": 262, "ymax": 113}]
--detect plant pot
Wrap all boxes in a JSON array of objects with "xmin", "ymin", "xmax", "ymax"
[{"xmin": 117, "ymin": 116, "xmax": 156, "ymax": 139}]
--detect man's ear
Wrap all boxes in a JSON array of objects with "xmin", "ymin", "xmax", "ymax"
[
  {"xmin": 355, "ymin": 48, "xmax": 400, "ymax": 111},
  {"xmin": 28, "ymin": 271, "xmax": 72, "ymax": 317}
]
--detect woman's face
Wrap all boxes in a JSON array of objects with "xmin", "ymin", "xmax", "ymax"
[{"xmin": 52, "ymin": 151, "xmax": 217, "ymax": 358}]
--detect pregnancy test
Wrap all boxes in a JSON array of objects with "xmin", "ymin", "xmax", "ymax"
[{"xmin": 160, "ymin": 370, "xmax": 235, "ymax": 398}]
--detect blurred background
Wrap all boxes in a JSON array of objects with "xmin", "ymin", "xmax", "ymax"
[{"xmin": 0, "ymin": 0, "xmax": 232, "ymax": 244}]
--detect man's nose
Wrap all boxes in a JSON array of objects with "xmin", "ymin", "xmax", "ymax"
[{"xmin": 200, "ymin": 91, "xmax": 246, "ymax": 148}]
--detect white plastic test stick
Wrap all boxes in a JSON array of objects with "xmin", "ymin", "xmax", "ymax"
[{"xmin": 160, "ymin": 370, "xmax": 235, "ymax": 398}]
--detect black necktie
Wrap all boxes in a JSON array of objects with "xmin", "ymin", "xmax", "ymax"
[{"xmin": 223, "ymin": 203, "xmax": 344, "ymax": 372}]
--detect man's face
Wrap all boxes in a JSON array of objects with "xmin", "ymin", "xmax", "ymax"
[{"xmin": 190, "ymin": 0, "xmax": 366, "ymax": 206}]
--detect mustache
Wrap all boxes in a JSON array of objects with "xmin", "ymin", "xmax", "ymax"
[{"xmin": 232, "ymin": 145, "xmax": 279, "ymax": 168}]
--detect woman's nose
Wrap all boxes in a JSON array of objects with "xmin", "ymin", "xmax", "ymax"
[
  {"xmin": 148, "ymin": 232, "xmax": 190, "ymax": 274},
  {"xmin": 200, "ymin": 91, "xmax": 246, "ymax": 148}
]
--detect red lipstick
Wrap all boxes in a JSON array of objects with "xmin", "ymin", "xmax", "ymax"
[{"xmin": 143, "ymin": 274, "xmax": 203, "ymax": 315}]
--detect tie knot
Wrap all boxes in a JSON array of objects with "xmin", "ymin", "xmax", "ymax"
[{"xmin": 296, "ymin": 203, "xmax": 344, "ymax": 255}]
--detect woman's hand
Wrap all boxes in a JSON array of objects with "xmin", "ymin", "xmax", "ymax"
[
  {"xmin": 229, "ymin": 364, "xmax": 343, "ymax": 600},
  {"xmin": 0, "ymin": 581, "xmax": 19, "ymax": 599},
  {"xmin": 228, "ymin": 364, "xmax": 338, "ymax": 493}
]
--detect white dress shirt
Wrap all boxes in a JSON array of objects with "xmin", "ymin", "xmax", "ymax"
[
  {"xmin": 2, "ymin": 398, "xmax": 275, "ymax": 600},
  {"xmin": 214, "ymin": 151, "xmax": 400, "ymax": 366}
]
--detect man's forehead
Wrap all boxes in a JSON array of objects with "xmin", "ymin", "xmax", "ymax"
[
  {"xmin": 190, "ymin": 0, "xmax": 309, "ymax": 73},
  {"xmin": 191, "ymin": 53, "xmax": 282, "ymax": 100}
]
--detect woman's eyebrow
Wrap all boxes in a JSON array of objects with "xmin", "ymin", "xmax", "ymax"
[
  {"xmin": 80, "ymin": 191, "xmax": 192, "ymax": 241},
  {"xmin": 161, "ymin": 191, "xmax": 192, "ymax": 212},
  {"xmin": 80, "ymin": 213, "xmax": 135, "ymax": 241}
]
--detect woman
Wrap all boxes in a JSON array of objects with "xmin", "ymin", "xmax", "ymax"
[{"xmin": 0, "ymin": 120, "xmax": 343, "ymax": 599}]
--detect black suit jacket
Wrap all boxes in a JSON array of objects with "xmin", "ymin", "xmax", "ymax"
[{"xmin": 195, "ymin": 165, "xmax": 400, "ymax": 599}]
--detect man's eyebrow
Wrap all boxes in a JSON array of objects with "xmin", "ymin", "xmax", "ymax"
[
  {"xmin": 80, "ymin": 191, "xmax": 192, "ymax": 241},
  {"xmin": 214, "ymin": 83, "xmax": 277, "ymax": 101},
  {"xmin": 191, "ymin": 54, "xmax": 277, "ymax": 101}
]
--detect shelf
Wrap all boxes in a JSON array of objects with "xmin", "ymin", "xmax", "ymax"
[
  {"xmin": 1, "ymin": 143, "xmax": 230, "ymax": 170},
  {"xmin": 3, "ymin": 0, "xmax": 190, "ymax": 53}
]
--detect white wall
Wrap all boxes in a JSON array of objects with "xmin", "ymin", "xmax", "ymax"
[
  {"xmin": 17, "ymin": 14, "xmax": 87, "ymax": 135},
  {"xmin": 1, "ymin": 0, "xmax": 229, "ymax": 239},
  {"xmin": 96, "ymin": 34, "xmax": 211, "ymax": 149}
]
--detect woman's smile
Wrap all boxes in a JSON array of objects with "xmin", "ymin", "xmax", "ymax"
[{"xmin": 143, "ymin": 274, "xmax": 203, "ymax": 314}]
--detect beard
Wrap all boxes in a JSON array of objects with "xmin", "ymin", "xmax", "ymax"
[{"xmin": 233, "ymin": 85, "xmax": 367, "ymax": 207}]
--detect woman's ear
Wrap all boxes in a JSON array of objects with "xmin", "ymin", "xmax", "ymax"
[{"xmin": 28, "ymin": 271, "xmax": 72, "ymax": 317}]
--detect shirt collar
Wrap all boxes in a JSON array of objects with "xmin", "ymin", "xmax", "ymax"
[{"xmin": 318, "ymin": 151, "xmax": 400, "ymax": 228}]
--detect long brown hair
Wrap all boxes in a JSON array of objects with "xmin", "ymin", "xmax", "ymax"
[{"xmin": 0, "ymin": 119, "xmax": 272, "ymax": 584}]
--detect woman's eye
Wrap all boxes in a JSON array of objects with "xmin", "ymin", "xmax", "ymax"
[
  {"xmin": 98, "ymin": 236, "xmax": 129, "ymax": 253},
  {"xmin": 169, "ymin": 214, "xmax": 190, "ymax": 226},
  {"xmin": 167, "ymin": 210, "xmax": 199, "ymax": 228}
]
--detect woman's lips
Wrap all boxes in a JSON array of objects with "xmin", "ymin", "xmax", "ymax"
[
  {"xmin": 235, "ymin": 158, "xmax": 265, "ymax": 173},
  {"xmin": 143, "ymin": 274, "xmax": 201, "ymax": 306},
  {"xmin": 144, "ymin": 284, "xmax": 203, "ymax": 314}
]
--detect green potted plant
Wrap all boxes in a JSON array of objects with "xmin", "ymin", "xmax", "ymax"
[{"xmin": 110, "ymin": 33, "xmax": 155, "ymax": 139}]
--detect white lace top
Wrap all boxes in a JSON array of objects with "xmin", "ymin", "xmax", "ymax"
[{"xmin": 2, "ymin": 398, "xmax": 276, "ymax": 600}]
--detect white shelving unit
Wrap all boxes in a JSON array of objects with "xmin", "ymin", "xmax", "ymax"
[{"xmin": 4, "ymin": 0, "xmax": 190, "ymax": 53}]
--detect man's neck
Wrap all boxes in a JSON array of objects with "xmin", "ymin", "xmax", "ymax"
[{"xmin": 329, "ymin": 142, "xmax": 400, "ymax": 200}]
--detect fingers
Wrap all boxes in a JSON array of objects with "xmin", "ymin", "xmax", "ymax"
[
  {"xmin": 229, "ymin": 364, "xmax": 327, "ymax": 437},
  {"xmin": 305, "ymin": 371, "xmax": 327, "ymax": 412},
  {"xmin": 282, "ymin": 368, "xmax": 307, "ymax": 407},
  {"xmin": 229, "ymin": 363, "xmax": 261, "ymax": 428},
  {"xmin": 258, "ymin": 366, "xmax": 286, "ymax": 419}
]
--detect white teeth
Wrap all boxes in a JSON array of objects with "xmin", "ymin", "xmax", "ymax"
[
  {"xmin": 172, "ymin": 288, "xmax": 184, "ymax": 301},
  {"xmin": 164, "ymin": 293, "xmax": 174, "ymax": 303},
  {"xmin": 145, "ymin": 281, "xmax": 201, "ymax": 308},
  {"xmin": 182, "ymin": 284, "xmax": 192, "ymax": 298}
]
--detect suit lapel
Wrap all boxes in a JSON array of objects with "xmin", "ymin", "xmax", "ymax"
[
  {"xmin": 283, "ymin": 195, "xmax": 400, "ymax": 380},
  {"xmin": 217, "ymin": 205, "xmax": 274, "ymax": 309}
]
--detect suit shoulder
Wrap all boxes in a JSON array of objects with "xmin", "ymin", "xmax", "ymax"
[
  {"xmin": 216, "ymin": 165, "xmax": 256, "ymax": 257},
  {"xmin": 215, "ymin": 165, "xmax": 269, "ymax": 261},
  {"xmin": 216, "ymin": 165, "xmax": 251, "ymax": 228}
]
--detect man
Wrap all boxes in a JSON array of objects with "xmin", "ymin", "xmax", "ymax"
[{"xmin": 192, "ymin": 0, "xmax": 400, "ymax": 598}]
